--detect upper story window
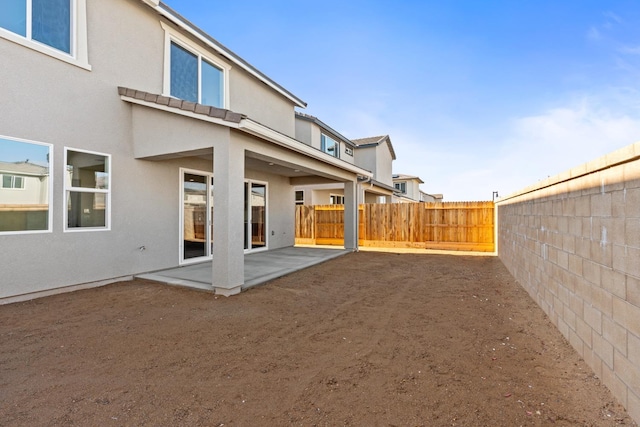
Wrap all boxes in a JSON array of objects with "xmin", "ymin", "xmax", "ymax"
[
  {"xmin": 394, "ymin": 182, "xmax": 407, "ymax": 194},
  {"xmin": 321, "ymin": 134, "xmax": 339, "ymax": 158},
  {"xmin": 1, "ymin": 0, "xmax": 71, "ymax": 53},
  {"xmin": 170, "ymin": 41, "xmax": 223, "ymax": 107},
  {"xmin": 0, "ymin": 0, "xmax": 90, "ymax": 69},
  {"xmin": 162, "ymin": 23, "xmax": 229, "ymax": 109}
]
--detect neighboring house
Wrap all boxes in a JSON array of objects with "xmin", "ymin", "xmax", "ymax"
[
  {"xmin": 392, "ymin": 174, "xmax": 423, "ymax": 202},
  {"xmin": 420, "ymin": 191, "xmax": 444, "ymax": 203},
  {"xmin": 294, "ymin": 119, "xmax": 396, "ymax": 205},
  {"xmin": 392, "ymin": 174, "xmax": 443, "ymax": 203},
  {"xmin": 352, "ymin": 135, "xmax": 396, "ymax": 203},
  {"xmin": 0, "ymin": 0, "xmax": 371, "ymax": 301}
]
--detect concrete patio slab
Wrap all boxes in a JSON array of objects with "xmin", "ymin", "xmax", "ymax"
[{"xmin": 135, "ymin": 246, "xmax": 350, "ymax": 293}]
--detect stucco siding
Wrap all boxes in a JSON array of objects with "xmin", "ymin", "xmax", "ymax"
[
  {"xmin": 295, "ymin": 119, "xmax": 312, "ymax": 146},
  {"xmin": 354, "ymin": 147, "xmax": 376, "ymax": 176},
  {"xmin": 230, "ymin": 70, "xmax": 296, "ymax": 137},
  {"xmin": 376, "ymin": 145, "xmax": 393, "ymax": 186}
]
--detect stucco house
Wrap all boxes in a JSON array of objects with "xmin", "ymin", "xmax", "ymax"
[
  {"xmin": 392, "ymin": 174, "xmax": 443, "ymax": 203},
  {"xmin": 0, "ymin": 0, "xmax": 371, "ymax": 302},
  {"xmin": 294, "ymin": 116, "xmax": 396, "ymax": 205}
]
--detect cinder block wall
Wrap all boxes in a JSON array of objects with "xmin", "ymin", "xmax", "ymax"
[{"xmin": 497, "ymin": 142, "xmax": 640, "ymax": 423}]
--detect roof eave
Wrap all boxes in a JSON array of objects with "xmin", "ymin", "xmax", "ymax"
[
  {"xmin": 294, "ymin": 112, "xmax": 356, "ymax": 148},
  {"xmin": 145, "ymin": 1, "xmax": 307, "ymax": 108}
]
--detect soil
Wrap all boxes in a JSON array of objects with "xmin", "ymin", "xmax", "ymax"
[{"xmin": 0, "ymin": 252, "xmax": 635, "ymax": 427}]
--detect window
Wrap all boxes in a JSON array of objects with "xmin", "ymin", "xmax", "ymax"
[
  {"xmin": 321, "ymin": 134, "xmax": 339, "ymax": 158},
  {"xmin": 0, "ymin": 0, "xmax": 90, "ymax": 69},
  {"xmin": 1, "ymin": 0, "xmax": 70, "ymax": 53},
  {"xmin": 330, "ymin": 194, "xmax": 344, "ymax": 205},
  {"xmin": 169, "ymin": 40, "xmax": 224, "ymax": 108},
  {"xmin": 0, "ymin": 136, "xmax": 52, "ymax": 234},
  {"xmin": 295, "ymin": 190, "xmax": 304, "ymax": 205},
  {"xmin": 394, "ymin": 182, "xmax": 407, "ymax": 193},
  {"xmin": 2, "ymin": 175, "xmax": 25, "ymax": 189},
  {"xmin": 64, "ymin": 148, "xmax": 110, "ymax": 230}
]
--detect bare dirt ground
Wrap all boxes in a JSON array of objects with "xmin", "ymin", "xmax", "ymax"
[{"xmin": 0, "ymin": 252, "xmax": 636, "ymax": 426}]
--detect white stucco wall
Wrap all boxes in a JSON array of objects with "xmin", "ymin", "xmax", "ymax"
[{"xmin": 375, "ymin": 144, "xmax": 394, "ymax": 186}]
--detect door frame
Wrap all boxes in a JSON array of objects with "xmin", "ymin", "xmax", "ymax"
[
  {"xmin": 244, "ymin": 178, "xmax": 268, "ymax": 254},
  {"xmin": 179, "ymin": 167, "xmax": 214, "ymax": 265}
]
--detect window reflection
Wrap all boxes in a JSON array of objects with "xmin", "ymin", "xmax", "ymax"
[
  {"xmin": 0, "ymin": 137, "xmax": 51, "ymax": 233},
  {"xmin": 65, "ymin": 149, "xmax": 110, "ymax": 229}
]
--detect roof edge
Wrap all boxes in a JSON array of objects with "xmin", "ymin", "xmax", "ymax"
[
  {"xmin": 148, "ymin": 1, "xmax": 307, "ymax": 108},
  {"xmin": 295, "ymin": 112, "xmax": 356, "ymax": 147}
]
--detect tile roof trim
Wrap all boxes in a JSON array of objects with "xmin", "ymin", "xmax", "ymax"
[
  {"xmin": 119, "ymin": 88, "xmax": 373, "ymax": 179},
  {"xmin": 118, "ymin": 87, "xmax": 246, "ymax": 125}
]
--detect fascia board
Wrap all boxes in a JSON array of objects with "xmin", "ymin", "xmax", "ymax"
[
  {"xmin": 146, "ymin": 2, "xmax": 307, "ymax": 109},
  {"xmin": 240, "ymin": 119, "xmax": 373, "ymax": 179}
]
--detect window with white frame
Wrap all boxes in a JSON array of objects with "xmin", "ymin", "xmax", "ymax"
[
  {"xmin": 295, "ymin": 190, "xmax": 304, "ymax": 205},
  {"xmin": 321, "ymin": 134, "xmax": 339, "ymax": 158},
  {"xmin": 0, "ymin": 0, "xmax": 90, "ymax": 69},
  {"xmin": 2, "ymin": 175, "xmax": 25, "ymax": 189},
  {"xmin": 65, "ymin": 148, "xmax": 110, "ymax": 230},
  {"xmin": 168, "ymin": 40, "xmax": 224, "ymax": 108},
  {"xmin": 0, "ymin": 136, "xmax": 52, "ymax": 234},
  {"xmin": 330, "ymin": 194, "xmax": 344, "ymax": 205},
  {"xmin": 394, "ymin": 182, "xmax": 407, "ymax": 193}
]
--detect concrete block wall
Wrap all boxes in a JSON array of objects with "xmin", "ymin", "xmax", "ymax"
[{"xmin": 497, "ymin": 142, "xmax": 640, "ymax": 423}]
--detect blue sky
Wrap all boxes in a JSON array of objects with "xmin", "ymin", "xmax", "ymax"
[{"xmin": 167, "ymin": 0, "xmax": 640, "ymax": 201}]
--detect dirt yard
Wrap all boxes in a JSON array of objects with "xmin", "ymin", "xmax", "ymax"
[{"xmin": 0, "ymin": 252, "xmax": 635, "ymax": 426}]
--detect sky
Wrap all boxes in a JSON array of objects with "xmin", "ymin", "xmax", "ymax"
[{"xmin": 167, "ymin": 0, "xmax": 640, "ymax": 201}]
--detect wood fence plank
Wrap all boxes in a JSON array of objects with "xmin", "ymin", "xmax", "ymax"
[{"xmin": 294, "ymin": 202, "xmax": 495, "ymax": 252}]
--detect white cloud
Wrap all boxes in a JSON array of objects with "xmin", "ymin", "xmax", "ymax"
[
  {"xmin": 487, "ymin": 97, "xmax": 640, "ymax": 200},
  {"xmin": 618, "ymin": 45, "xmax": 640, "ymax": 55},
  {"xmin": 389, "ymin": 96, "xmax": 640, "ymax": 202},
  {"xmin": 587, "ymin": 26, "xmax": 602, "ymax": 42}
]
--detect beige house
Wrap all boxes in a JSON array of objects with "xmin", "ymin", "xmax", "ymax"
[
  {"xmin": 0, "ymin": 0, "xmax": 372, "ymax": 301},
  {"xmin": 392, "ymin": 174, "xmax": 443, "ymax": 203},
  {"xmin": 294, "ymin": 117, "xmax": 396, "ymax": 205}
]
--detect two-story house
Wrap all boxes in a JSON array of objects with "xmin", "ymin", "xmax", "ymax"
[
  {"xmin": 392, "ymin": 174, "xmax": 443, "ymax": 203},
  {"xmin": 0, "ymin": 0, "xmax": 371, "ymax": 301},
  {"xmin": 352, "ymin": 135, "xmax": 396, "ymax": 203},
  {"xmin": 294, "ymin": 115, "xmax": 396, "ymax": 205}
]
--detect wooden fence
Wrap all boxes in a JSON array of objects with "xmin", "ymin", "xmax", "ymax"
[{"xmin": 295, "ymin": 202, "xmax": 495, "ymax": 252}]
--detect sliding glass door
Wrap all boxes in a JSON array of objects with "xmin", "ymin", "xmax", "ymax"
[{"xmin": 244, "ymin": 180, "xmax": 267, "ymax": 252}]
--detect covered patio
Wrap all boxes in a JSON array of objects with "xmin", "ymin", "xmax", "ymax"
[{"xmin": 135, "ymin": 246, "xmax": 349, "ymax": 293}]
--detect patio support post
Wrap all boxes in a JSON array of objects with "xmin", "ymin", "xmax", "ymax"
[
  {"xmin": 212, "ymin": 141, "xmax": 245, "ymax": 296},
  {"xmin": 343, "ymin": 179, "xmax": 358, "ymax": 251}
]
